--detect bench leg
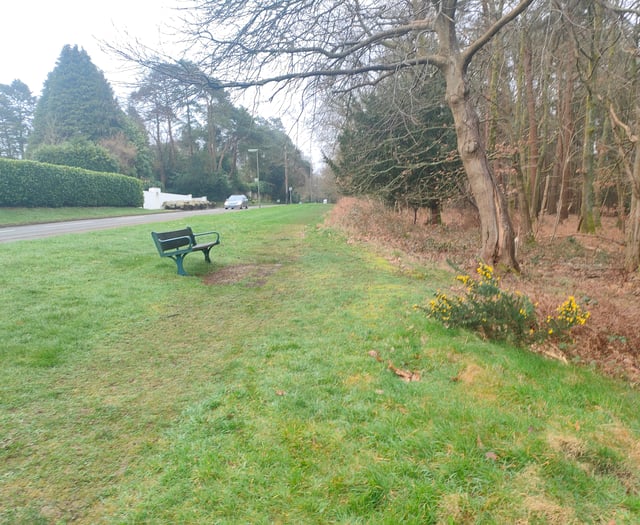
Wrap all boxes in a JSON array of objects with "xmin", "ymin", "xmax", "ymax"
[
  {"xmin": 203, "ymin": 247, "xmax": 212, "ymax": 263},
  {"xmin": 171, "ymin": 254, "xmax": 188, "ymax": 276}
]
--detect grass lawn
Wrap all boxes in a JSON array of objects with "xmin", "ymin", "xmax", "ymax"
[
  {"xmin": 1, "ymin": 205, "xmax": 639, "ymax": 523},
  {"xmin": 0, "ymin": 207, "xmax": 164, "ymax": 227}
]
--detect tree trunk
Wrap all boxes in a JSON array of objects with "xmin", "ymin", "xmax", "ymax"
[
  {"xmin": 624, "ymin": 131, "xmax": 640, "ymax": 271},
  {"xmin": 556, "ymin": 57, "xmax": 576, "ymax": 221},
  {"xmin": 579, "ymin": 88, "xmax": 597, "ymax": 233},
  {"xmin": 522, "ymin": 38, "xmax": 540, "ymax": 229},
  {"xmin": 609, "ymin": 105, "xmax": 640, "ymax": 271},
  {"xmin": 626, "ymin": 182, "xmax": 640, "ymax": 272},
  {"xmin": 207, "ymin": 99, "xmax": 218, "ymax": 173},
  {"xmin": 578, "ymin": 3, "xmax": 602, "ymax": 234},
  {"xmin": 424, "ymin": 202, "xmax": 442, "ymax": 225},
  {"xmin": 443, "ymin": 61, "xmax": 520, "ymax": 271}
]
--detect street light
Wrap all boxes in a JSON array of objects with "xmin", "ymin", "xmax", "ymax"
[{"xmin": 247, "ymin": 148, "xmax": 260, "ymax": 208}]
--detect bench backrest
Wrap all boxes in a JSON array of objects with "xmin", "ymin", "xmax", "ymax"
[{"xmin": 151, "ymin": 227, "xmax": 195, "ymax": 252}]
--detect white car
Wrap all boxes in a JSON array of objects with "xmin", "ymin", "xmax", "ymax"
[{"xmin": 224, "ymin": 194, "xmax": 249, "ymax": 209}]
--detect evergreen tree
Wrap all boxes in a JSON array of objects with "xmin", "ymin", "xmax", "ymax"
[
  {"xmin": 27, "ymin": 45, "xmax": 153, "ymax": 179},
  {"xmin": 330, "ymin": 72, "xmax": 464, "ymax": 223},
  {"xmin": 0, "ymin": 80, "xmax": 35, "ymax": 159},
  {"xmin": 29, "ymin": 45, "xmax": 125, "ymax": 148}
]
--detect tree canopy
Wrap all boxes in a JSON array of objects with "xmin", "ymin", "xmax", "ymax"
[
  {"xmin": 128, "ymin": 62, "xmax": 310, "ymax": 201},
  {"xmin": 329, "ymin": 71, "xmax": 464, "ymax": 222},
  {"xmin": 27, "ymin": 45, "xmax": 152, "ymax": 179},
  {"xmin": 29, "ymin": 45, "xmax": 125, "ymax": 148},
  {"xmin": 0, "ymin": 80, "xmax": 35, "ymax": 159}
]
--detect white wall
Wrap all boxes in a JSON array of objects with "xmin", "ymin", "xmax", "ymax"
[{"xmin": 143, "ymin": 187, "xmax": 208, "ymax": 210}]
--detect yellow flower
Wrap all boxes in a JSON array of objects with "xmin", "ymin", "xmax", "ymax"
[
  {"xmin": 476, "ymin": 263, "xmax": 494, "ymax": 281},
  {"xmin": 456, "ymin": 275, "xmax": 470, "ymax": 285}
]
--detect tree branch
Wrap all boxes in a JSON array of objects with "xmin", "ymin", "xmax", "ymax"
[
  {"xmin": 462, "ymin": 0, "xmax": 537, "ymax": 70},
  {"xmin": 596, "ymin": 0, "xmax": 640, "ymax": 17},
  {"xmin": 609, "ymin": 103, "xmax": 638, "ymax": 143}
]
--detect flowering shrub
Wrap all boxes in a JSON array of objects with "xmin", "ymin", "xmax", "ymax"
[
  {"xmin": 545, "ymin": 296, "xmax": 590, "ymax": 337},
  {"xmin": 423, "ymin": 263, "xmax": 589, "ymax": 346}
]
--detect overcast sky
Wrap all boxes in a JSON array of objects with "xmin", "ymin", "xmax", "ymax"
[
  {"xmin": 0, "ymin": 0, "xmax": 320, "ymax": 164},
  {"xmin": 1, "ymin": 0, "xmax": 178, "ymax": 97}
]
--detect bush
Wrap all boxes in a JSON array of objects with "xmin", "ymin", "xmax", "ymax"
[
  {"xmin": 30, "ymin": 140, "xmax": 121, "ymax": 174},
  {"xmin": 422, "ymin": 263, "xmax": 590, "ymax": 346},
  {"xmin": 0, "ymin": 158, "xmax": 143, "ymax": 207}
]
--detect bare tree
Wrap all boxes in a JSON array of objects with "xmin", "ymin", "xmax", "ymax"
[
  {"xmin": 599, "ymin": 0, "xmax": 640, "ymax": 270},
  {"xmin": 123, "ymin": 0, "xmax": 535, "ymax": 270}
]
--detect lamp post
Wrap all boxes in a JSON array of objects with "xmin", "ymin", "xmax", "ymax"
[{"xmin": 247, "ymin": 148, "xmax": 260, "ymax": 208}]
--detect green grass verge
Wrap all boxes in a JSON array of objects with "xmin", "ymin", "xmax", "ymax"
[
  {"xmin": 0, "ymin": 207, "xmax": 164, "ymax": 227},
  {"xmin": 1, "ymin": 204, "xmax": 639, "ymax": 524}
]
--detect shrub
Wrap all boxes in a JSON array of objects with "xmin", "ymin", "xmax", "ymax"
[
  {"xmin": 422, "ymin": 263, "xmax": 590, "ymax": 346},
  {"xmin": 0, "ymin": 158, "xmax": 143, "ymax": 207},
  {"xmin": 30, "ymin": 140, "xmax": 121, "ymax": 173}
]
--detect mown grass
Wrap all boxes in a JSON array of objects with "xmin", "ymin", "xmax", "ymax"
[
  {"xmin": 0, "ymin": 206, "xmax": 162, "ymax": 227},
  {"xmin": 1, "ymin": 205, "xmax": 639, "ymax": 524}
]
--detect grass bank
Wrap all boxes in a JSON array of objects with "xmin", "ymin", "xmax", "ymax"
[
  {"xmin": 1, "ymin": 205, "xmax": 638, "ymax": 523},
  {"xmin": 0, "ymin": 206, "xmax": 163, "ymax": 227}
]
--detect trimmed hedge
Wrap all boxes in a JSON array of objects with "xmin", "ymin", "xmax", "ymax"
[
  {"xmin": 0, "ymin": 158, "xmax": 143, "ymax": 207},
  {"xmin": 30, "ymin": 141, "xmax": 121, "ymax": 174}
]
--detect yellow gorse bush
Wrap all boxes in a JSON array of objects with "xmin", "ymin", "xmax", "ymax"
[
  {"xmin": 556, "ymin": 296, "xmax": 590, "ymax": 326},
  {"xmin": 423, "ymin": 263, "xmax": 590, "ymax": 346},
  {"xmin": 476, "ymin": 262, "xmax": 495, "ymax": 282}
]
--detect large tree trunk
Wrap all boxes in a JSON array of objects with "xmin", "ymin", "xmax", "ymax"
[
  {"xmin": 433, "ymin": 0, "xmax": 521, "ymax": 270},
  {"xmin": 443, "ymin": 61, "xmax": 520, "ymax": 271},
  {"xmin": 579, "ymin": 88, "xmax": 597, "ymax": 233},
  {"xmin": 577, "ymin": 3, "xmax": 603, "ymax": 234},
  {"xmin": 626, "ymin": 186, "xmax": 640, "ymax": 272},
  {"xmin": 609, "ymin": 106, "xmax": 640, "ymax": 271}
]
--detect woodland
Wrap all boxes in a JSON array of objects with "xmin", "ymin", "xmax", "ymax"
[
  {"xmin": 2, "ymin": 1, "xmax": 640, "ymax": 275},
  {"xmin": 0, "ymin": 46, "xmax": 313, "ymax": 205}
]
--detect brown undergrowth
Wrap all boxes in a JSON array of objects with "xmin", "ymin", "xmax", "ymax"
[{"xmin": 325, "ymin": 197, "xmax": 640, "ymax": 386}]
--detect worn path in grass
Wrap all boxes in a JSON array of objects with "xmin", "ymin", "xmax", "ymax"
[{"xmin": 1, "ymin": 204, "xmax": 639, "ymax": 523}]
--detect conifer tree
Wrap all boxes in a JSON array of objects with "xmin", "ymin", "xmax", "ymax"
[
  {"xmin": 0, "ymin": 80, "xmax": 35, "ymax": 159},
  {"xmin": 29, "ymin": 45, "xmax": 125, "ymax": 148},
  {"xmin": 27, "ymin": 45, "xmax": 152, "ymax": 179}
]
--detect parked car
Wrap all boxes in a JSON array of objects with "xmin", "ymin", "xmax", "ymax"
[{"xmin": 224, "ymin": 194, "xmax": 249, "ymax": 209}]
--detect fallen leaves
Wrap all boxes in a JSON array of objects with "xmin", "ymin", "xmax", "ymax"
[
  {"xmin": 485, "ymin": 451, "xmax": 499, "ymax": 461},
  {"xmin": 477, "ymin": 435, "xmax": 499, "ymax": 461},
  {"xmin": 368, "ymin": 350, "xmax": 421, "ymax": 382}
]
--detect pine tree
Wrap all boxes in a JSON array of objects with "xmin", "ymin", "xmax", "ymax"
[
  {"xmin": 27, "ymin": 45, "xmax": 152, "ymax": 178},
  {"xmin": 29, "ymin": 45, "xmax": 125, "ymax": 149}
]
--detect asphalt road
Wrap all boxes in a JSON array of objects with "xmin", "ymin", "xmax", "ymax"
[{"xmin": 0, "ymin": 208, "xmax": 232, "ymax": 243}]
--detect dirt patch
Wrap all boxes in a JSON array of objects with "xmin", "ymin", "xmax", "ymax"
[
  {"xmin": 325, "ymin": 197, "xmax": 640, "ymax": 386},
  {"xmin": 202, "ymin": 264, "xmax": 282, "ymax": 287}
]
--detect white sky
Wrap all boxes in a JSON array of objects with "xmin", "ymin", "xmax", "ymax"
[
  {"xmin": 0, "ymin": 0, "xmax": 322, "ymax": 164},
  {"xmin": 1, "ymin": 0, "xmax": 179, "ymax": 97}
]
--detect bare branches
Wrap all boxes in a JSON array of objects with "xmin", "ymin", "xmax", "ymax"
[
  {"xmin": 112, "ymin": 0, "xmax": 536, "ymax": 99},
  {"xmin": 609, "ymin": 103, "xmax": 638, "ymax": 143},
  {"xmin": 462, "ymin": 0, "xmax": 537, "ymax": 70},
  {"xmin": 596, "ymin": 0, "xmax": 640, "ymax": 18}
]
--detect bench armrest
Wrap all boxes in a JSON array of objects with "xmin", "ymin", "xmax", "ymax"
[{"xmin": 193, "ymin": 230, "xmax": 220, "ymax": 243}]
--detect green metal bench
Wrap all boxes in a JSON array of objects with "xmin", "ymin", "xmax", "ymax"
[{"xmin": 151, "ymin": 226, "xmax": 220, "ymax": 276}]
